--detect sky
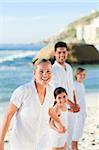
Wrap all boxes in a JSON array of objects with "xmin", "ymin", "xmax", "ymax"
[{"xmin": 0, "ymin": 0, "xmax": 99, "ymax": 44}]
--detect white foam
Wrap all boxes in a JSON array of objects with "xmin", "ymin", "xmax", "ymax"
[
  {"xmin": 0, "ymin": 66, "xmax": 16, "ymax": 71},
  {"xmin": 0, "ymin": 50, "xmax": 38, "ymax": 63}
]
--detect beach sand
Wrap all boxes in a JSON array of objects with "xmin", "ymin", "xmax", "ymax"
[
  {"xmin": 1, "ymin": 92, "xmax": 99, "ymax": 150},
  {"xmin": 78, "ymin": 92, "xmax": 99, "ymax": 150}
]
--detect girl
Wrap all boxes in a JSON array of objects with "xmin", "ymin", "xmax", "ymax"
[
  {"xmin": 71, "ymin": 67, "xmax": 86, "ymax": 150},
  {"xmin": 49, "ymin": 87, "xmax": 68, "ymax": 150}
]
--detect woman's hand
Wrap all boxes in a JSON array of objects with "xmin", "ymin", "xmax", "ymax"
[{"xmin": 0, "ymin": 102, "xmax": 18, "ymax": 150}]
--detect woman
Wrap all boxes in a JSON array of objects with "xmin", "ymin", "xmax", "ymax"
[{"xmin": 0, "ymin": 59, "xmax": 56, "ymax": 150}]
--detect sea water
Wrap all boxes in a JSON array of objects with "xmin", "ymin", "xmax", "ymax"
[{"xmin": 0, "ymin": 47, "xmax": 99, "ymax": 113}]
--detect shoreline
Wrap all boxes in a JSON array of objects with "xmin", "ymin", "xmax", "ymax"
[{"xmin": 0, "ymin": 91, "xmax": 99, "ymax": 150}]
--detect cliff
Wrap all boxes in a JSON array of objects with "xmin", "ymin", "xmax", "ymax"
[
  {"xmin": 43, "ymin": 11, "xmax": 99, "ymax": 44},
  {"xmin": 32, "ymin": 43, "xmax": 99, "ymax": 64},
  {"xmin": 33, "ymin": 11, "xmax": 99, "ymax": 64}
]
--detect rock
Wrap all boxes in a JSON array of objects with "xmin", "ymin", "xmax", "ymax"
[{"xmin": 32, "ymin": 43, "xmax": 99, "ymax": 64}]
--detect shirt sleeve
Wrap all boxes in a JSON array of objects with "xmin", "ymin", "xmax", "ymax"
[
  {"xmin": 48, "ymin": 85, "xmax": 54, "ymax": 108},
  {"xmin": 10, "ymin": 86, "xmax": 25, "ymax": 108},
  {"xmin": 69, "ymin": 65, "xmax": 75, "ymax": 90},
  {"xmin": 50, "ymin": 68, "xmax": 61, "ymax": 90},
  {"xmin": 66, "ymin": 64, "xmax": 75, "ymax": 102}
]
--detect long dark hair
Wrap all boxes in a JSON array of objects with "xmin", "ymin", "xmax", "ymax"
[
  {"xmin": 53, "ymin": 87, "xmax": 67, "ymax": 106},
  {"xmin": 49, "ymin": 87, "xmax": 67, "ymax": 122}
]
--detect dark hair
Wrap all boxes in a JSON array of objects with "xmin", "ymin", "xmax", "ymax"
[
  {"xmin": 54, "ymin": 87, "xmax": 67, "ymax": 99},
  {"xmin": 54, "ymin": 41, "xmax": 68, "ymax": 52},
  {"xmin": 49, "ymin": 87, "xmax": 67, "ymax": 122},
  {"xmin": 75, "ymin": 67, "xmax": 86, "ymax": 80}
]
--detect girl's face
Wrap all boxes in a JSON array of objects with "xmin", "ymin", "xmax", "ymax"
[
  {"xmin": 34, "ymin": 62, "xmax": 52, "ymax": 86},
  {"xmin": 76, "ymin": 71, "xmax": 86, "ymax": 83},
  {"xmin": 55, "ymin": 92, "xmax": 68, "ymax": 108}
]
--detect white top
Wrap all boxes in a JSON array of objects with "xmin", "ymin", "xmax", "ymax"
[
  {"xmin": 74, "ymin": 81, "xmax": 86, "ymax": 115},
  {"xmin": 10, "ymin": 80, "xmax": 54, "ymax": 149},
  {"xmin": 50, "ymin": 111, "xmax": 68, "ymax": 147},
  {"xmin": 50, "ymin": 61, "xmax": 75, "ymax": 146},
  {"xmin": 72, "ymin": 81, "xmax": 86, "ymax": 141},
  {"xmin": 50, "ymin": 61, "xmax": 74, "ymax": 102}
]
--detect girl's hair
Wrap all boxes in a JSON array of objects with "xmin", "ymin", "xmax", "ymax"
[
  {"xmin": 54, "ymin": 87, "xmax": 67, "ymax": 99},
  {"xmin": 49, "ymin": 87, "xmax": 67, "ymax": 122},
  {"xmin": 75, "ymin": 67, "xmax": 85, "ymax": 80},
  {"xmin": 53, "ymin": 101, "xmax": 57, "ymax": 106}
]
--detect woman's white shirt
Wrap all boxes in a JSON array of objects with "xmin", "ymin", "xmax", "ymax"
[{"xmin": 10, "ymin": 80, "xmax": 53, "ymax": 149}]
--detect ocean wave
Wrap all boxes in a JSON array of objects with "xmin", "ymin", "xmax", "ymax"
[
  {"xmin": 0, "ymin": 50, "xmax": 38, "ymax": 63},
  {"xmin": 0, "ymin": 66, "xmax": 16, "ymax": 71}
]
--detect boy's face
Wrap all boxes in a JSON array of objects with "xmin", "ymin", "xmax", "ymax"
[
  {"xmin": 34, "ymin": 62, "xmax": 52, "ymax": 86},
  {"xmin": 77, "ymin": 71, "xmax": 86, "ymax": 83},
  {"xmin": 54, "ymin": 47, "xmax": 68, "ymax": 65}
]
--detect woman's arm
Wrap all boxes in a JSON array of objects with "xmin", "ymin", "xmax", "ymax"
[{"xmin": 0, "ymin": 102, "xmax": 18, "ymax": 150}]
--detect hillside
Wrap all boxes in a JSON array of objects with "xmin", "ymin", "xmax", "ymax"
[
  {"xmin": 43, "ymin": 11, "xmax": 99, "ymax": 44},
  {"xmin": 32, "ymin": 11, "xmax": 99, "ymax": 64}
]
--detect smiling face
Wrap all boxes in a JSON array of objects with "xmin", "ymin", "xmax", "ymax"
[
  {"xmin": 34, "ymin": 61, "xmax": 52, "ymax": 86},
  {"xmin": 54, "ymin": 47, "xmax": 68, "ymax": 65},
  {"xmin": 76, "ymin": 70, "xmax": 86, "ymax": 83},
  {"xmin": 55, "ymin": 92, "xmax": 68, "ymax": 108}
]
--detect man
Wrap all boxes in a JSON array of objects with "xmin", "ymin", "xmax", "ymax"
[{"xmin": 50, "ymin": 41, "xmax": 80, "ymax": 150}]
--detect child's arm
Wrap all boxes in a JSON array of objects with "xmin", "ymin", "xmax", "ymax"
[
  {"xmin": 48, "ymin": 108, "xmax": 63, "ymax": 127},
  {"xmin": 49, "ymin": 119, "xmax": 66, "ymax": 133}
]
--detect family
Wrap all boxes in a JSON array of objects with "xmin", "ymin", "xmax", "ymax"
[{"xmin": 0, "ymin": 41, "xmax": 86, "ymax": 150}]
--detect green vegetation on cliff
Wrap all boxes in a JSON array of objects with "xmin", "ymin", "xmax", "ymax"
[
  {"xmin": 43, "ymin": 11, "xmax": 99, "ymax": 43},
  {"xmin": 34, "ymin": 11, "xmax": 99, "ymax": 64}
]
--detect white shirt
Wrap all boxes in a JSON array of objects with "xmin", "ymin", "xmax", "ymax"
[
  {"xmin": 10, "ymin": 80, "xmax": 54, "ymax": 149},
  {"xmin": 50, "ymin": 61, "xmax": 74, "ymax": 102},
  {"xmin": 74, "ymin": 81, "xmax": 86, "ymax": 115},
  {"xmin": 72, "ymin": 81, "xmax": 86, "ymax": 140},
  {"xmin": 50, "ymin": 61, "xmax": 75, "ymax": 146}
]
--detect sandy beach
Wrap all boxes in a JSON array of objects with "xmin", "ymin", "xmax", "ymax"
[
  {"xmin": 78, "ymin": 92, "xmax": 99, "ymax": 150},
  {"xmin": 0, "ymin": 92, "xmax": 99, "ymax": 150}
]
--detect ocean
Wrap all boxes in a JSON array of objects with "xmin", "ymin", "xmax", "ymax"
[
  {"xmin": 0, "ymin": 46, "xmax": 99, "ymax": 150},
  {"xmin": 0, "ymin": 47, "xmax": 99, "ymax": 104}
]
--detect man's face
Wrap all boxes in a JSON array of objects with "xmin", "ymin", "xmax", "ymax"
[
  {"xmin": 54, "ymin": 47, "xmax": 68, "ymax": 64},
  {"xmin": 34, "ymin": 62, "xmax": 52, "ymax": 86}
]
